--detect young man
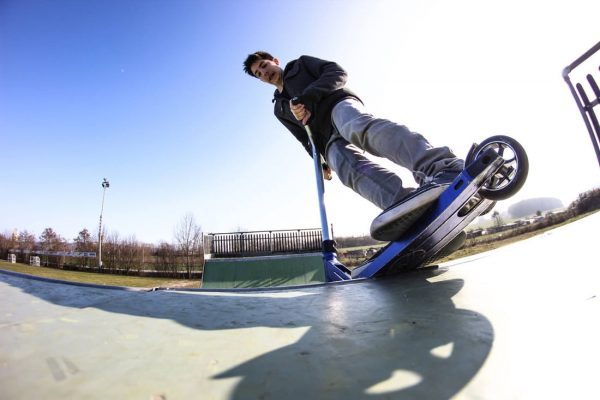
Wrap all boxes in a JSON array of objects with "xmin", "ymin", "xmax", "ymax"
[{"xmin": 243, "ymin": 51, "xmax": 465, "ymax": 240}]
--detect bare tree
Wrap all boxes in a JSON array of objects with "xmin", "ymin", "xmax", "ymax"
[
  {"xmin": 0, "ymin": 231, "xmax": 15, "ymax": 260},
  {"xmin": 491, "ymin": 211, "xmax": 504, "ymax": 228},
  {"xmin": 102, "ymin": 231, "xmax": 120, "ymax": 271},
  {"xmin": 174, "ymin": 213, "xmax": 203, "ymax": 278},
  {"xmin": 17, "ymin": 230, "xmax": 36, "ymax": 263},
  {"xmin": 155, "ymin": 241, "xmax": 179, "ymax": 276},
  {"xmin": 119, "ymin": 235, "xmax": 140, "ymax": 274},
  {"xmin": 39, "ymin": 228, "xmax": 56, "ymax": 266},
  {"xmin": 73, "ymin": 228, "xmax": 94, "ymax": 267},
  {"xmin": 39, "ymin": 228, "xmax": 68, "ymax": 267},
  {"xmin": 139, "ymin": 242, "xmax": 154, "ymax": 270}
]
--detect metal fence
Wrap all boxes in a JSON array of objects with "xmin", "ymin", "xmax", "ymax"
[
  {"xmin": 204, "ymin": 228, "xmax": 322, "ymax": 258},
  {"xmin": 563, "ymin": 41, "xmax": 600, "ymax": 167}
]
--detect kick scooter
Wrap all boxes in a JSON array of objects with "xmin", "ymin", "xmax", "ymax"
[{"xmin": 295, "ymin": 99, "xmax": 528, "ymax": 281}]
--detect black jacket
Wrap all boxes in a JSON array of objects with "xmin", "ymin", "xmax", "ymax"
[{"xmin": 272, "ymin": 55, "xmax": 361, "ymax": 159}]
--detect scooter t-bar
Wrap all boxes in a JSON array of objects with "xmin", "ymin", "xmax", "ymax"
[{"xmin": 291, "ymin": 97, "xmax": 351, "ymax": 281}]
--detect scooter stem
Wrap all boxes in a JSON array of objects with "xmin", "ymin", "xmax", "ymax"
[{"xmin": 303, "ymin": 124, "xmax": 332, "ymax": 242}]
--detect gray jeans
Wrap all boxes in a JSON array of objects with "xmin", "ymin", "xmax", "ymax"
[{"xmin": 326, "ymin": 98, "xmax": 464, "ymax": 210}]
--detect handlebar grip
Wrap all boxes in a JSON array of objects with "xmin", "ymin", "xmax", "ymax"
[{"xmin": 291, "ymin": 97, "xmax": 301, "ymax": 105}]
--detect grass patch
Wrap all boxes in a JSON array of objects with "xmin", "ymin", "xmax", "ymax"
[{"xmin": 0, "ymin": 261, "xmax": 200, "ymax": 289}]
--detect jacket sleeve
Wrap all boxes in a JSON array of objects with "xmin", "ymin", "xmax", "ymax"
[
  {"xmin": 297, "ymin": 55, "xmax": 348, "ymax": 105},
  {"xmin": 275, "ymin": 112, "xmax": 314, "ymax": 158}
]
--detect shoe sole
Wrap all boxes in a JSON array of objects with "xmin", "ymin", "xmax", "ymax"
[{"xmin": 370, "ymin": 185, "xmax": 447, "ymax": 241}]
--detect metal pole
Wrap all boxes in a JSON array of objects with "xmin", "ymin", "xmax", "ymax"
[
  {"xmin": 98, "ymin": 178, "xmax": 110, "ymax": 267},
  {"xmin": 304, "ymin": 125, "xmax": 331, "ymax": 241},
  {"xmin": 562, "ymin": 41, "xmax": 600, "ymax": 167}
]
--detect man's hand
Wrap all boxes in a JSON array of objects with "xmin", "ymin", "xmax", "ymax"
[
  {"xmin": 290, "ymin": 100, "xmax": 312, "ymax": 125},
  {"xmin": 323, "ymin": 164, "xmax": 333, "ymax": 181}
]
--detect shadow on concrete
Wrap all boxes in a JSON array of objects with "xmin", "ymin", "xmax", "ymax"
[{"xmin": 1, "ymin": 268, "xmax": 493, "ymax": 398}]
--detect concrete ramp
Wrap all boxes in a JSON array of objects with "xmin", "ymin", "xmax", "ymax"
[
  {"xmin": 0, "ymin": 213, "xmax": 598, "ymax": 399},
  {"xmin": 202, "ymin": 253, "xmax": 325, "ymax": 289}
]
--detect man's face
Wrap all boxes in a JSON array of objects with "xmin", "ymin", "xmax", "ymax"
[{"xmin": 250, "ymin": 58, "xmax": 282, "ymax": 86}]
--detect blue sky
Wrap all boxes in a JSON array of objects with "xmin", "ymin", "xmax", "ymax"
[{"xmin": 1, "ymin": 0, "xmax": 599, "ymax": 244}]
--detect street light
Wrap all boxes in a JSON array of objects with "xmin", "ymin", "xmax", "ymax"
[{"xmin": 98, "ymin": 178, "xmax": 110, "ymax": 268}]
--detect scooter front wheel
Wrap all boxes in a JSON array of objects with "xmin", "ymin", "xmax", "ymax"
[{"xmin": 466, "ymin": 135, "xmax": 529, "ymax": 201}]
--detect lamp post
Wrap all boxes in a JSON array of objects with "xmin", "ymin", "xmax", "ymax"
[{"xmin": 98, "ymin": 178, "xmax": 110, "ymax": 268}]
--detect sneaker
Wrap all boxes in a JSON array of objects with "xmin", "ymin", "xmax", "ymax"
[
  {"xmin": 370, "ymin": 184, "xmax": 446, "ymax": 241},
  {"xmin": 370, "ymin": 169, "xmax": 463, "ymax": 241}
]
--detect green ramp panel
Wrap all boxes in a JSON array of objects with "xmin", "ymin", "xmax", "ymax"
[{"xmin": 202, "ymin": 253, "xmax": 325, "ymax": 289}]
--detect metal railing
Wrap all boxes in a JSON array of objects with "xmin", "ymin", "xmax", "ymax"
[
  {"xmin": 563, "ymin": 41, "xmax": 600, "ymax": 167},
  {"xmin": 204, "ymin": 228, "xmax": 322, "ymax": 258}
]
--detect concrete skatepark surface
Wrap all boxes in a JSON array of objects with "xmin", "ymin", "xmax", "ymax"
[{"xmin": 1, "ymin": 213, "xmax": 599, "ymax": 399}]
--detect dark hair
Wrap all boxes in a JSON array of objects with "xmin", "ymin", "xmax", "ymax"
[{"xmin": 243, "ymin": 51, "xmax": 275, "ymax": 77}]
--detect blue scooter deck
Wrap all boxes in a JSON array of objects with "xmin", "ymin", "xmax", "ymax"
[{"xmin": 351, "ymin": 148, "xmax": 503, "ymax": 279}]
